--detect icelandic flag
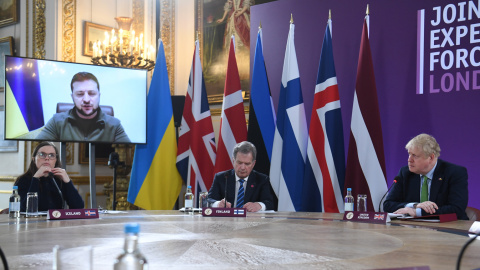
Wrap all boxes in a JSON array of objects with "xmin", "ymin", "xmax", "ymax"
[
  {"xmin": 344, "ymin": 14, "xmax": 388, "ymax": 212},
  {"xmin": 176, "ymin": 40, "xmax": 217, "ymax": 201},
  {"xmin": 247, "ymin": 28, "xmax": 276, "ymax": 176},
  {"xmin": 127, "ymin": 40, "xmax": 183, "ymax": 210},
  {"xmin": 5, "ymin": 56, "xmax": 44, "ymax": 138},
  {"xmin": 270, "ymin": 22, "xmax": 308, "ymax": 212},
  {"xmin": 213, "ymin": 36, "xmax": 247, "ymax": 174},
  {"xmin": 303, "ymin": 20, "xmax": 345, "ymax": 213},
  {"xmin": 85, "ymin": 210, "xmax": 96, "ymax": 216}
]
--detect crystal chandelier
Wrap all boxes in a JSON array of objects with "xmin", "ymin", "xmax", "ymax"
[{"xmin": 91, "ymin": 17, "xmax": 155, "ymax": 71}]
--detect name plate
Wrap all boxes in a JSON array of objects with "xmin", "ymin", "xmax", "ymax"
[
  {"xmin": 343, "ymin": 211, "xmax": 390, "ymax": 224},
  {"xmin": 202, "ymin": 207, "xmax": 246, "ymax": 217},
  {"xmin": 47, "ymin": 209, "xmax": 99, "ymax": 220}
]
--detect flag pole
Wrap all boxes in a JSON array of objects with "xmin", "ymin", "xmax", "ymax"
[
  {"xmin": 366, "ymin": 4, "xmax": 370, "ymax": 37},
  {"xmin": 328, "ymin": 9, "xmax": 332, "ymax": 37}
]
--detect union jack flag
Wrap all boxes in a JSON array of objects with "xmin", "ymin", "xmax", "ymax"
[
  {"xmin": 303, "ymin": 19, "xmax": 345, "ymax": 213},
  {"xmin": 374, "ymin": 214, "xmax": 385, "ymax": 220},
  {"xmin": 176, "ymin": 40, "xmax": 217, "ymax": 203}
]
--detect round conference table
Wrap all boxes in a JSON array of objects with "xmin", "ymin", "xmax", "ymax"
[{"xmin": 0, "ymin": 211, "xmax": 479, "ymax": 269}]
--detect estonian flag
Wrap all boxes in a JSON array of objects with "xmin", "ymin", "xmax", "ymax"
[{"xmin": 247, "ymin": 28, "xmax": 276, "ymax": 176}]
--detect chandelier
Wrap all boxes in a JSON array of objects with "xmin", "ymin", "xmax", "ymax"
[{"xmin": 91, "ymin": 17, "xmax": 155, "ymax": 71}]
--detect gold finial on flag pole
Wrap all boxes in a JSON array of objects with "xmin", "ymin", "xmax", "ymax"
[
  {"xmin": 366, "ymin": 4, "xmax": 370, "ymax": 15},
  {"xmin": 329, "ymin": 9, "xmax": 332, "ymax": 19},
  {"xmin": 290, "ymin": 13, "xmax": 294, "ymax": 24},
  {"xmin": 259, "ymin": 21, "xmax": 262, "ymax": 29}
]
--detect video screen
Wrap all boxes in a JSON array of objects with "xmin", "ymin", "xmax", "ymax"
[{"xmin": 4, "ymin": 56, "xmax": 147, "ymax": 144}]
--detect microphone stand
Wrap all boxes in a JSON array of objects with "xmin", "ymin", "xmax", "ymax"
[
  {"xmin": 49, "ymin": 172, "xmax": 65, "ymax": 209},
  {"xmin": 456, "ymin": 230, "xmax": 480, "ymax": 270},
  {"xmin": 224, "ymin": 173, "xmax": 228, "ymax": 208},
  {"xmin": 378, "ymin": 177, "xmax": 400, "ymax": 212},
  {"xmin": 108, "ymin": 152, "xmax": 124, "ymax": 210}
]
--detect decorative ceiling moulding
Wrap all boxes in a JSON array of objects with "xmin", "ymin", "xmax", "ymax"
[
  {"xmin": 160, "ymin": 0, "xmax": 175, "ymax": 95},
  {"xmin": 62, "ymin": 0, "xmax": 76, "ymax": 63},
  {"xmin": 33, "ymin": 0, "xmax": 46, "ymax": 59}
]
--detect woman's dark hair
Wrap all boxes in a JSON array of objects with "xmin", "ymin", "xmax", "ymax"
[{"xmin": 14, "ymin": 142, "xmax": 62, "ymax": 185}]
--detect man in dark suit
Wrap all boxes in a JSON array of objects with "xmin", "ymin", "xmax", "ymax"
[
  {"xmin": 208, "ymin": 141, "xmax": 274, "ymax": 212},
  {"xmin": 383, "ymin": 134, "xmax": 469, "ymax": 220}
]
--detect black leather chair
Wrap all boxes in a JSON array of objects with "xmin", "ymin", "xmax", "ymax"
[
  {"xmin": 465, "ymin": 206, "xmax": 480, "ymax": 221},
  {"xmin": 56, "ymin": 102, "xmax": 114, "ymax": 116}
]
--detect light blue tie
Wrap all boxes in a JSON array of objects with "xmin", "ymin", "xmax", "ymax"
[{"xmin": 236, "ymin": 179, "xmax": 245, "ymax": 208}]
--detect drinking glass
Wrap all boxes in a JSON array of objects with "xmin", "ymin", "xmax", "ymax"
[
  {"xmin": 357, "ymin": 194, "xmax": 367, "ymax": 212},
  {"xmin": 26, "ymin": 192, "xmax": 38, "ymax": 217},
  {"xmin": 198, "ymin": 192, "xmax": 209, "ymax": 210},
  {"xmin": 53, "ymin": 245, "xmax": 93, "ymax": 270}
]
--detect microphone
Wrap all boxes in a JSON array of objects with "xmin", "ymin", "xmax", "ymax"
[
  {"xmin": 378, "ymin": 176, "xmax": 401, "ymax": 212},
  {"xmin": 49, "ymin": 172, "xmax": 65, "ymax": 209},
  {"xmin": 224, "ymin": 173, "xmax": 228, "ymax": 208},
  {"xmin": 456, "ymin": 229, "xmax": 480, "ymax": 269}
]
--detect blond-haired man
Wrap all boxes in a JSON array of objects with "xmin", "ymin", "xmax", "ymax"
[{"xmin": 384, "ymin": 134, "xmax": 468, "ymax": 220}]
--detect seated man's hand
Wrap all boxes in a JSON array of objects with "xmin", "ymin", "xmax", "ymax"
[
  {"xmin": 394, "ymin": 207, "xmax": 416, "ymax": 217},
  {"xmin": 243, "ymin": 202, "xmax": 261, "ymax": 212},
  {"xmin": 416, "ymin": 201, "xmax": 438, "ymax": 214},
  {"xmin": 218, "ymin": 199, "xmax": 231, "ymax": 208}
]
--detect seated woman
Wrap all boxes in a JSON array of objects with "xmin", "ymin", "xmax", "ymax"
[{"xmin": 15, "ymin": 142, "xmax": 84, "ymax": 211}]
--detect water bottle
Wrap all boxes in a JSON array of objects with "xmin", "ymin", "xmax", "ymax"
[
  {"xmin": 114, "ymin": 223, "xmax": 148, "ymax": 270},
  {"xmin": 9, "ymin": 186, "xmax": 21, "ymax": 218},
  {"xmin": 344, "ymin": 188, "xmax": 354, "ymax": 212},
  {"xmin": 184, "ymin": 185, "xmax": 194, "ymax": 215}
]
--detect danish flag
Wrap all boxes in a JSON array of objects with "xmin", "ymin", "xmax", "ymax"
[{"xmin": 213, "ymin": 36, "xmax": 247, "ymax": 174}]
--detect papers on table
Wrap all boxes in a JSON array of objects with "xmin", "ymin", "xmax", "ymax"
[{"xmin": 388, "ymin": 213, "xmax": 410, "ymax": 219}]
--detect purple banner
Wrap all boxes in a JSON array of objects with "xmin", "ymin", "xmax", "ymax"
[{"xmin": 251, "ymin": 0, "xmax": 480, "ymax": 210}]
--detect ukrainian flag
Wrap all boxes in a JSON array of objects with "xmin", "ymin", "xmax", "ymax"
[
  {"xmin": 5, "ymin": 57, "xmax": 44, "ymax": 138},
  {"xmin": 127, "ymin": 40, "xmax": 182, "ymax": 210}
]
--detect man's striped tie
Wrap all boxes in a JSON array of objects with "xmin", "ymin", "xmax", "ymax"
[{"xmin": 236, "ymin": 179, "xmax": 245, "ymax": 208}]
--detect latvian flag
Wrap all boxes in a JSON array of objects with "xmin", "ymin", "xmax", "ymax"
[{"xmin": 344, "ymin": 12, "xmax": 388, "ymax": 212}]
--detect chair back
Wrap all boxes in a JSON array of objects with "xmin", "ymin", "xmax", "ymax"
[
  {"xmin": 465, "ymin": 206, "xmax": 480, "ymax": 221},
  {"xmin": 56, "ymin": 103, "xmax": 114, "ymax": 116}
]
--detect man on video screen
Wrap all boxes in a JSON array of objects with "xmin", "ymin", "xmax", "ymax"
[{"xmin": 36, "ymin": 72, "xmax": 130, "ymax": 143}]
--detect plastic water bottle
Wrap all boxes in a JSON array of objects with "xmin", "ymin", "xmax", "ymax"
[
  {"xmin": 9, "ymin": 186, "xmax": 21, "ymax": 218},
  {"xmin": 114, "ymin": 223, "xmax": 148, "ymax": 270},
  {"xmin": 184, "ymin": 185, "xmax": 194, "ymax": 215},
  {"xmin": 344, "ymin": 188, "xmax": 354, "ymax": 212}
]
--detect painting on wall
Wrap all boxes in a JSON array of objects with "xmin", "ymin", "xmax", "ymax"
[
  {"xmin": 197, "ymin": 0, "xmax": 276, "ymax": 104},
  {"xmin": 83, "ymin": 22, "xmax": 116, "ymax": 57},
  {"xmin": 0, "ymin": 0, "xmax": 18, "ymax": 28},
  {"xmin": 0, "ymin": 36, "xmax": 14, "ymax": 90},
  {"xmin": 79, "ymin": 143, "xmax": 114, "ymax": 165},
  {"xmin": 0, "ymin": 108, "xmax": 18, "ymax": 152}
]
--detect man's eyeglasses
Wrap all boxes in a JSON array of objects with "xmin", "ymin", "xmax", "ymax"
[{"xmin": 37, "ymin": 152, "xmax": 57, "ymax": 159}]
